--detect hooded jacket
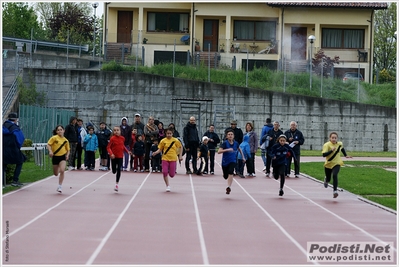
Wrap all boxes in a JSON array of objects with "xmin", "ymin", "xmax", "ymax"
[
  {"xmin": 237, "ymin": 135, "xmax": 251, "ymax": 160},
  {"xmin": 120, "ymin": 117, "xmax": 132, "ymax": 146}
]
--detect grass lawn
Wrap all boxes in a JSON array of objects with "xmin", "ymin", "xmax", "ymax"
[{"xmin": 299, "ymin": 161, "xmax": 397, "ymax": 210}]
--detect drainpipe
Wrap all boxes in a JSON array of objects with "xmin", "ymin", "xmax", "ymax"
[{"xmin": 368, "ymin": 10, "xmax": 373, "ymax": 83}]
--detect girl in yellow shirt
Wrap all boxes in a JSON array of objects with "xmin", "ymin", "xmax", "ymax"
[
  {"xmin": 322, "ymin": 132, "xmax": 352, "ymax": 198},
  {"xmin": 152, "ymin": 127, "xmax": 183, "ymax": 192},
  {"xmin": 47, "ymin": 125, "xmax": 70, "ymax": 193}
]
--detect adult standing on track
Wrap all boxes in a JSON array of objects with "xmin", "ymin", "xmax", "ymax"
[
  {"xmin": 245, "ymin": 122, "xmax": 259, "ymax": 177},
  {"xmin": 183, "ymin": 116, "xmax": 200, "ymax": 174},
  {"xmin": 152, "ymin": 127, "xmax": 183, "ymax": 192},
  {"xmin": 284, "ymin": 121, "xmax": 305, "ymax": 178},
  {"xmin": 265, "ymin": 121, "xmax": 283, "ymax": 177},
  {"xmin": 47, "ymin": 125, "xmax": 70, "ymax": 193},
  {"xmin": 322, "ymin": 132, "xmax": 352, "ymax": 198},
  {"xmin": 96, "ymin": 122, "xmax": 112, "ymax": 171},
  {"xmin": 107, "ymin": 126, "xmax": 132, "ymax": 192},
  {"xmin": 260, "ymin": 118, "xmax": 273, "ymax": 171},
  {"xmin": 65, "ymin": 116, "xmax": 78, "ymax": 170},
  {"xmin": 120, "ymin": 117, "xmax": 132, "ymax": 171},
  {"xmin": 218, "ymin": 129, "xmax": 245, "ymax": 195},
  {"xmin": 144, "ymin": 116, "xmax": 159, "ymax": 172},
  {"xmin": 203, "ymin": 124, "xmax": 220, "ymax": 174},
  {"xmin": 131, "ymin": 113, "xmax": 145, "ymax": 139},
  {"xmin": 2, "ymin": 112, "xmax": 26, "ymax": 187}
]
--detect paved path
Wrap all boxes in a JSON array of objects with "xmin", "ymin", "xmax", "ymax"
[{"xmin": 2, "ymin": 155, "xmax": 397, "ymax": 266}]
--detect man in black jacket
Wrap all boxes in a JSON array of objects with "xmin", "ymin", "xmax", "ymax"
[
  {"xmin": 284, "ymin": 121, "xmax": 305, "ymax": 178},
  {"xmin": 265, "ymin": 121, "xmax": 283, "ymax": 177},
  {"xmin": 183, "ymin": 116, "xmax": 200, "ymax": 174},
  {"xmin": 203, "ymin": 124, "xmax": 220, "ymax": 174},
  {"xmin": 64, "ymin": 116, "xmax": 78, "ymax": 170},
  {"xmin": 3, "ymin": 113, "xmax": 26, "ymax": 187}
]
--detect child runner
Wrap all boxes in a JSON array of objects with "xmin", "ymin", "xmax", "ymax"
[
  {"xmin": 152, "ymin": 127, "xmax": 183, "ymax": 192},
  {"xmin": 218, "ymin": 129, "xmax": 245, "ymax": 194},
  {"xmin": 322, "ymin": 132, "xmax": 352, "ymax": 198},
  {"xmin": 47, "ymin": 125, "xmax": 70, "ymax": 193},
  {"xmin": 270, "ymin": 134, "xmax": 296, "ymax": 197},
  {"xmin": 107, "ymin": 126, "xmax": 132, "ymax": 192},
  {"xmin": 196, "ymin": 136, "xmax": 209, "ymax": 176}
]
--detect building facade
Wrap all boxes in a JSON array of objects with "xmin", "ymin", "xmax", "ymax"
[{"xmin": 102, "ymin": 2, "xmax": 387, "ymax": 83}]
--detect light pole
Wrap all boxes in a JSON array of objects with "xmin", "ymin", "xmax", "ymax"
[
  {"xmin": 92, "ymin": 2, "xmax": 99, "ymax": 59},
  {"xmin": 308, "ymin": 35, "xmax": 316, "ymax": 91}
]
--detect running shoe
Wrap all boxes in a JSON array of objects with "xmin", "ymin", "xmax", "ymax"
[
  {"xmin": 166, "ymin": 186, "xmax": 171, "ymax": 192},
  {"xmin": 333, "ymin": 191, "xmax": 339, "ymax": 198},
  {"xmin": 11, "ymin": 182, "xmax": 23, "ymax": 187},
  {"xmin": 186, "ymin": 170, "xmax": 193, "ymax": 174},
  {"xmin": 262, "ymin": 166, "xmax": 267, "ymax": 171},
  {"xmin": 279, "ymin": 189, "xmax": 284, "ymax": 196},
  {"xmin": 226, "ymin": 187, "xmax": 231, "ymax": 194},
  {"xmin": 323, "ymin": 177, "xmax": 328, "ymax": 188},
  {"xmin": 57, "ymin": 186, "xmax": 62, "ymax": 193},
  {"xmin": 265, "ymin": 173, "xmax": 270, "ymax": 177},
  {"xmin": 114, "ymin": 184, "xmax": 119, "ymax": 192},
  {"xmin": 210, "ymin": 172, "xmax": 214, "ymax": 175}
]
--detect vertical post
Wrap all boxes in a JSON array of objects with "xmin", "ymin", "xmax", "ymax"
[
  {"xmin": 92, "ymin": 2, "xmax": 99, "ymax": 59},
  {"xmin": 67, "ymin": 30, "xmax": 69, "ymax": 69},
  {"xmin": 30, "ymin": 28, "xmax": 33, "ymax": 68},
  {"xmin": 208, "ymin": 43, "xmax": 210, "ymax": 82},
  {"xmin": 283, "ymin": 55, "xmax": 286, "ymax": 93},
  {"xmin": 246, "ymin": 50, "xmax": 249, "ymax": 87},
  {"xmin": 357, "ymin": 64, "xmax": 360, "ymax": 103},
  {"xmin": 173, "ymin": 39, "xmax": 176, "ymax": 77},
  {"xmin": 308, "ymin": 35, "xmax": 315, "ymax": 92},
  {"xmin": 320, "ymin": 57, "xmax": 323, "ymax": 97}
]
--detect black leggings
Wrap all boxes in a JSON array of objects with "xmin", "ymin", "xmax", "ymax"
[
  {"xmin": 273, "ymin": 164, "xmax": 286, "ymax": 189},
  {"xmin": 111, "ymin": 158, "xmax": 123, "ymax": 183},
  {"xmin": 325, "ymin": 165, "xmax": 340, "ymax": 191}
]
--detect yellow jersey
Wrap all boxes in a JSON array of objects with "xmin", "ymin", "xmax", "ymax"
[{"xmin": 322, "ymin": 141, "xmax": 344, "ymax": 169}]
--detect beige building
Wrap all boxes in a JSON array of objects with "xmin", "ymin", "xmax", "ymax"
[{"xmin": 102, "ymin": 2, "xmax": 387, "ymax": 83}]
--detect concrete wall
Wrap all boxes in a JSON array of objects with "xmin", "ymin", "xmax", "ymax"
[{"xmin": 23, "ymin": 68, "xmax": 396, "ymax": 152}]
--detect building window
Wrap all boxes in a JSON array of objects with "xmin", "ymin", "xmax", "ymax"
[
  {"xmin": 322, "ymin": 28, "xmax": 364, "ymax": 49},
  {"xmin": 148, "ymin": 12, "xmax": 189, "ymax": 32},
  {"xmin": 233, "ymin": 20, "xmax": 276, "ymax": 41}
]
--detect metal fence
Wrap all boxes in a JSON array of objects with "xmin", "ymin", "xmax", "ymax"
[{"xmin": 19, "ymin": 104, "xmax": 75, "ymax": 143}]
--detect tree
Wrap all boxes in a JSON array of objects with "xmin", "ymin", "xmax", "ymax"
[
  {"xmin": 373, "ymin": 3, "xmax": 397, "ymax": 77},
  {"xmin": 312, "ymin": 50, "xmax": 340, "ymax": 78},
  {"xmin": 2, "ymin": 2, "xmax": 43, "ymax": 39}
]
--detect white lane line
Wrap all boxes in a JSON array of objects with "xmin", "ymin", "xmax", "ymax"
[
  {"xmin": 86, "ymin": 172, "xmax": 151, "ymax": 265},
  {"xmin": 214, "ymin": 160, "xmax": 318, "ymax": 264},
  {"xmin": 188, "ymin": 174, "xmax": 210, "ymax": 265},
  {"xmin": 2, "ymin": 172, "xmax": 109, "ymax": 241},
  {"xmin": 282, "ymin": 184, "xmax": 397, "ymax": 253},
  {"xmin": 234, "ymin": 179, "xmax": 320, "ymax": 265}
]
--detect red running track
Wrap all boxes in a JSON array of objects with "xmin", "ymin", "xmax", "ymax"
[{"xmin": 2, "ymin": 155, "xmax": 397, "ymax": 266}]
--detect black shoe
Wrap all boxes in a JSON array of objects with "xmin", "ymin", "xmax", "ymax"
[
  {"xmin": 273, "ymin": 173, "xmax": 279, "ymax": 180},
  {"xmin": 186, "ymin": 170, "xmax": 193, "ymax": 174},
  {"xmin": 323, "ymin": 177, "xmax": 328, "ymax": 188},
  {"xmin": 226, "ymin": 187, "xmax": 231, "ymax": 194},
  {"xmin": 11, "ymin": 182, "xmax": 23, "ymax": 187},
  {"xmin": 279, "ymin": 189, "xmax": 284, "ymax": 196}
]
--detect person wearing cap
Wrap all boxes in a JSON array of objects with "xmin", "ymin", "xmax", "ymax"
[
  {"xmin": 196, "ymin": 136, "xmax": 209, "ymax": 176},
  {"xmin": 202, "ymin": 124, "xmax": 220, "ymax": 174},
  {"xmin": 224, "ymin": 120, "xmax": 243, "ymax": 144},
  {"xmin": 3, "ymin": 112, "xmax": 26, "ymax": 187},
  {"xmin": 64, "ymin": 116, "xmax": 78, "ymax": 170},
  {"xmin": 284, "ymin": 121, "xmax": 305, "ymax": 178},
  {"xmin": 131, "ymin": 113, "xmax": 145, "ymax": 138},
  {"xmin": 270, "ymin": 134, "xmax": 297, "ymax": 196}
]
